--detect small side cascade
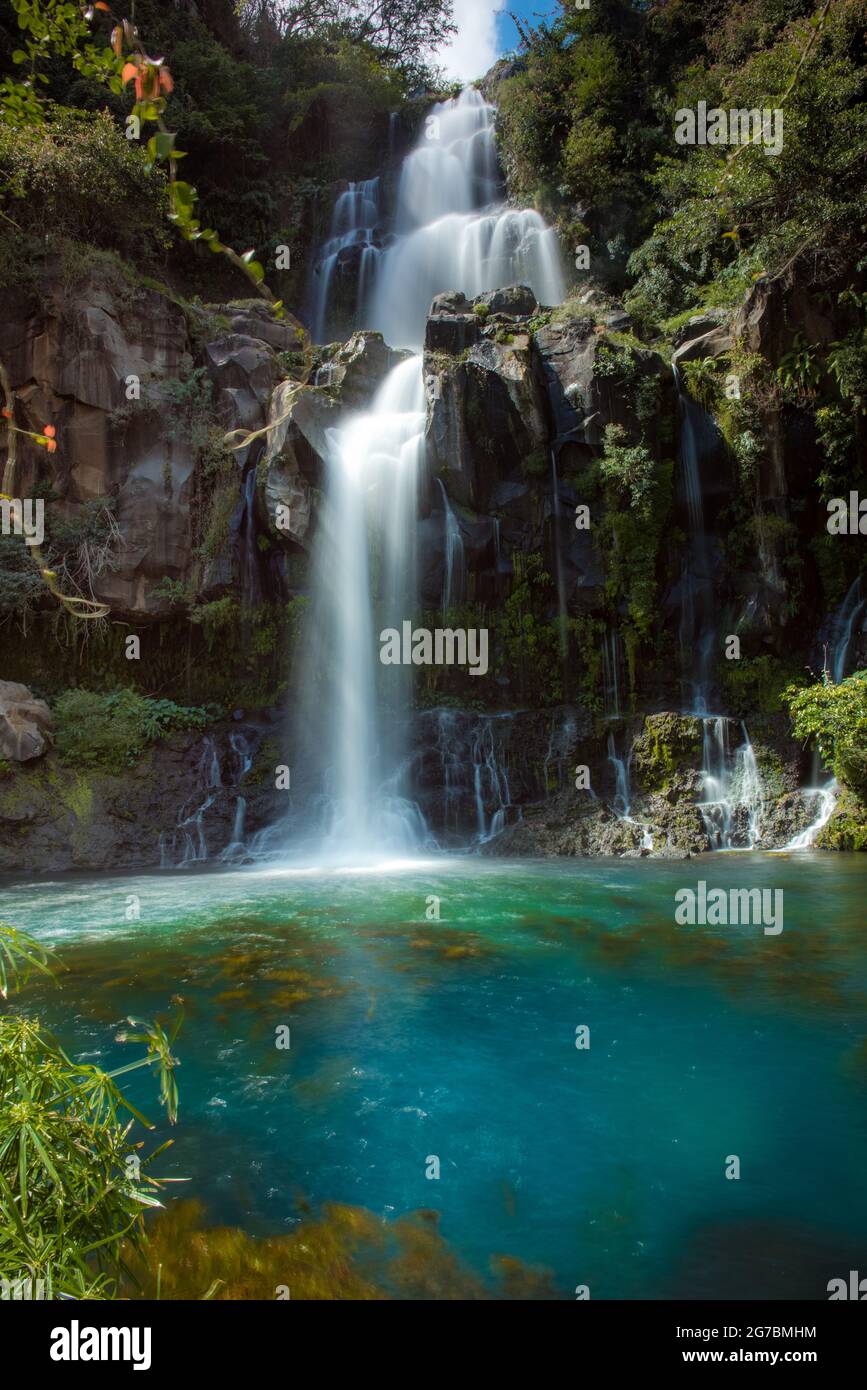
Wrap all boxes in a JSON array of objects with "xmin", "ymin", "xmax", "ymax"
[
  {"xmin": 309, "ymin": 177, "xmax": 382, "ymax": 343},
  {"xmin": 697, "ymin": 718, "xmax": 764, "ymax": 849},
  {"xmin": 783, "ymin": 780, "xmax": 840, "ymax": 849},
  {"xmin": 220, "ymin": 731, "xmax": 255, "ymax": 863},
  {"xmin": 472, "ymin": 719, "xmax": 513, "ymax": 844},
  {"xmin": 542, "ymin": 712, "xmax": 578, "ymax": 794},
  {"xmin": 435, "ymin": 478, "xmax": 466, "ymax": 613},
  {"xmin": 160, "ymin": 736, "xmax": 223, "ymax": 868},
  {"xmin": 421, "ymin": 709, "xmax": 516, "ymax": 845},
  {"xmin": 607, "ymin": 731, "xmax": 653, "ymax": 849}
]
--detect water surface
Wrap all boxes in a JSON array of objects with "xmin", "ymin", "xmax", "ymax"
[{"xmin": 3, "ymin": 854, "xmax": 866, "ymax": 1299}]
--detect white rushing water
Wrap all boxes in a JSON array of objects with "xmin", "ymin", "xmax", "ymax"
[
  {"xmin": 830, "ymin": 576, "xmax": 865, "ymax": 683},
  {"xmin": 293, "ymin": 86, "xmax": 565, "ymax": 858},
  {"xmin": 366, "ymin": 87, "xmax": 564, "ymax": 349},
  {"xmin": 696, "ymin": 717, "xmax": 764, "ymax": 850}
]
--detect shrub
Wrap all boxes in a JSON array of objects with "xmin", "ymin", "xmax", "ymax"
[
  {"xmin": 784, "ymin": 671, "xmax": 867, "ymax": 801},
  {"xmin": 0, "ymin": 107, "xmax": 169, "ymax": 263},
  {"xmin": 53, "ymin": 689, "xmax": 209, "ymax": 769}
]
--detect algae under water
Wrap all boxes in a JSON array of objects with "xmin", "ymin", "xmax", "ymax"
[{"xmin": 3, "ymin": 853, "xmax": 866, "ymax": 1299}]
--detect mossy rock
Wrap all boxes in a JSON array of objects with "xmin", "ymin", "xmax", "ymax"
[
  {"xmin": 816, "ymin": 785, "xmax": 867, "ymax": 851},
  {"xmin": 632, "ymin": 712, "xmax": 703, "ymax": 795}
]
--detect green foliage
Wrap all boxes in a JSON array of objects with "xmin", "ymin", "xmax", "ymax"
[
  {"xmin": 777, "ymin": 332, "xmax": 821, "ymax": 395},
  {"xmin": 494, "ymin": 552, "xmax": 566, "ymax": 705},
  {"xmin": 0, "ymin": 107, "xmax": 169, "ymax": 262},
  {"xmin": 720, "ymin": 654, "xmax": 806, "ymax": 717},
  {"xmin": 681, "ymin": 356, "xmax": 723, "ymax": 412},
  {"xmin": 785, "ymin": 670, "xmax": 867, "ymax": 800},
  {"xmin": 815, "ymin": 403, "xmax": 858, "ymax": 499},
  {"xmin": 0, "ymin": 920, "xmax": 183, "ymax": 1299},
  {"xmin": 597, "ymin": 425, "xmax": 658, "ymax": 520},
  {"xmin": 53, "ymin": 689, "xmax": 209, "ymax": 769}
]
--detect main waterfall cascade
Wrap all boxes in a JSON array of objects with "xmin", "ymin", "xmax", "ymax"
[
  {"xmin": 165, "ymin": 91, "xmax": 843, "ymax": 867},
  {"xmin": 284, "ymin": 86, "xmax": 566, "ymax": 861}
]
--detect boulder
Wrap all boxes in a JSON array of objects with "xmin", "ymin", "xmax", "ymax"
[
  {"xmin": 478, "ymin": 284, "xmax": 538, "ymax": 317},
  {"xmin": 672, "ymin": 324, "xmax": 733, "ymax": 365},
  {"xmin": 425, "ymin": 313, "xmax": 481, "ymax": 355},
  {"xmin": 257, "ymin": 381, "xmax": 340, "ymax": 549},
  {"xmin": 319, "ymin": 331, "xmax": 411, "ymax": 408},
  {"xmin": 0, "ymin": 681, "xmax": 52, "ymax": 762}
]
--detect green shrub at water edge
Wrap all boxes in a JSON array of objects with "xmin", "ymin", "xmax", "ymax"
[
  {"xmin": 784, "ymin": 671, "xmax": 867, "ymax": 801},
  {"xmin": 53, "ymin": 689, "xmax": 210, "ymax": 770}
]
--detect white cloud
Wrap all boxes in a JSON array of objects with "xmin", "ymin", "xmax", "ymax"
[{"xmin": 436, "ymin": 0, "xmax": 507, "ymax": 84}]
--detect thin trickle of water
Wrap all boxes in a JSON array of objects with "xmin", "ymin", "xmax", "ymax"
[
  {"xmin": 471, "ymin": 720, "xmax": 512, "ymax": 844},
  {"xmin": 672, "ymin": 366, "xmax": 716, "ymax": 713},
  {"xmin": 160, "ymin": 736, "xmax": 223, "ymax": 868},
  {"xmin": 830, "ymin": 576, "xmax": 865, "ymax": 683},
  {"xmin": 602, "ymin": 630, "xmax": 622, "ymax": 720},
  {"xmin": 220, "ymin": 731, "xmax": 255, "ymax": 862},
  {"xmin": 435, "ymin": 477, "xmax": 466, "ymax": 613}
]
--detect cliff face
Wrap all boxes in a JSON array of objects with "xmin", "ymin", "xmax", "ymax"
[{"xmin": 1, "ymin": 251, "xmax": 864, "ymax": 863}]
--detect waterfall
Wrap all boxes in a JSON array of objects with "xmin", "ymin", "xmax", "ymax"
[
  {"xmin": 296, "ymin": 356, "xmax": 428, "ymax": 856},
  {"xmin": 435, "ymin": 477, "xmax": 466, "ymax": 613},
  {"xmin": 672, "ymin": 366, "xmax": 716, "ymax": 713},
  {"xmin": 696, "ymin": 718, "xmax": 763, "ymax": 850},
  {"xmin": 829, "ymin": 576, "xmax": 865, "ymax": 682},
  {"xmin": 291, "ymin": 86, "xmax": 565, "ymax": 859},
  {"xmin": 364, "ymin": 88, "xmax": 564, "ymax": 350},
  {"xmin": 309, "ymin": 177, "xmax": 382, "ymax": 343}
]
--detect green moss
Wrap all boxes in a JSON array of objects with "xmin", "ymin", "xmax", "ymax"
[
  {"xmin": 55, "ymin": 771, "xmax": 93, "ymax": 823},
  {"xmin": 719, "ymin": 656, "xmax": 806, "ymax": 718},
  {"xmin": 816, "ymin": 786, "xmax": 867, "ymax": 852},
  {"xmin": 632, "ymin": 713, "xmax": 702, "ymax": 794}
]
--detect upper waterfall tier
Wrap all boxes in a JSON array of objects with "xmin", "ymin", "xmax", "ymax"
[{"xmin": 310, "ymin": 86, "xmax": 565, "ymax": 350}]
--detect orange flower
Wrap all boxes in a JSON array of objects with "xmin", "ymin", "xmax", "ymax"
[
  {"xmin": 1, "ymin": 407, "xmax": 11, "ymax": 420},
  {"xmin": 45, "ymin": 438, "xmax": 57, "ymax": 454},
  {"xmin": 43, "ymin": 424, "xmax": 56, "ymax": 438}
]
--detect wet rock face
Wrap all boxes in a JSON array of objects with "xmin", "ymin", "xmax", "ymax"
[
  {"xmin": 0, "ymin": 719, "xmax": 285, "ymax": 873},
  {"xmin": 423, "ymin": 289, "xmax": 549, "ymax": 512},
  {"xmin": 257, "ymin": 381, "xmax": 340, "ymax": 549},
  {"xmin": 318, "ymin": 331, "xmax": 412, "ymax": 407},
  {"xmin": 0, "ymin": 681, "xmax": 53, "ymax": 763}
]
